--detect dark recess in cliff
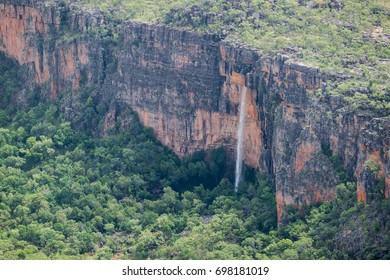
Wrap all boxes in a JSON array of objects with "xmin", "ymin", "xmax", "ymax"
[{"xmin": 0, "ymin": 0, "xmax": 388, "ymax": 222}]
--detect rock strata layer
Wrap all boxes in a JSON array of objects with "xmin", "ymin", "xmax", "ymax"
[{"xmin": 1, "ymin": 0, "xmax": 388, "ymax": 222}]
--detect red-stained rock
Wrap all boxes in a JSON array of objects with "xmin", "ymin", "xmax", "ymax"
[{"xmin": 1, "ymin": 0, "xmax": 388, "ymax": 224}]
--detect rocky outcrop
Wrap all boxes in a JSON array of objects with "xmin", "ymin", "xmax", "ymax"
[
  {"xmin": 0, "ymin": 0, "xmax": 388, "ymax": 222},
  {"xmin": 113, "ymin": 25, "xmax": 263, "ymax": 167},
  {"xmin": 355, "ymin": 118, "xmax": 390, "ymax": 202},
  {"xmin": 0, "ymin": 0, "xmax": 104, "ymax": 100}
]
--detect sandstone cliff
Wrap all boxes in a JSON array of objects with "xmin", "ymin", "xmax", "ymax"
[{"xmin": 0, "ymin": 0, "xmax": 388, "ymax": 222}]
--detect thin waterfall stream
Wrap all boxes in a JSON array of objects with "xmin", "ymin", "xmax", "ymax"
[{"xmin": 234, "ymin": 85, "xmax": 247, "ymax": 192}]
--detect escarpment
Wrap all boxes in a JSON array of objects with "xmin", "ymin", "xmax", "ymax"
[{"xmin": 1, "ymin": 0, "xmax": 388, "ymax": 222}]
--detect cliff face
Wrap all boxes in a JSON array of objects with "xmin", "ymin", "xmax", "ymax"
[
  {"xmin": 0, "ymin": 0, "xmax": 103, "ymax": 100},
  {"xmin": 1, "ymin": 0, "xmax": 388, "ymax": 222},
  {"xmin": 114, "ymin": 23, "xmax": 263, "ymax": 168}
]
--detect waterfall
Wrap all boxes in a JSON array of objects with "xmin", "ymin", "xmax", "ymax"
[{"xmin": 234, "ymin": 85, "xmax": 247, "ymax": 192}]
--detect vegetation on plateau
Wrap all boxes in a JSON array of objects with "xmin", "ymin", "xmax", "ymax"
[{"xmin": 74, "ymin": 0, "xmax": 390, "ymax": 116}]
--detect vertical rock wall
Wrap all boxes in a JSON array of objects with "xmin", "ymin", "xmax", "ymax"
[
  {"xmin": 0, "ymin": 0, "xmax": 103, "ymax": 100},
  {"xmin": 0, "ymin": 0, "xmax": 388, "ymax": 222}
]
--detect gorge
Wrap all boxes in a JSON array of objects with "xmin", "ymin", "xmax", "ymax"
[{"xmin": 0, "ymin": 0, "xmax": 389, "ymax": 223}]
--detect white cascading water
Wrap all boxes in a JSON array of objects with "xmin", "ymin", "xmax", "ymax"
[{"xmin": 234, "ymin": 85, "xmax": 247, "ymax": 192}]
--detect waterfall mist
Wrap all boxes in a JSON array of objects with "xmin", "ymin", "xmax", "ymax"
[{"xmin": 234, "ymin": 85, "xmax": 247, "ymax": 192}]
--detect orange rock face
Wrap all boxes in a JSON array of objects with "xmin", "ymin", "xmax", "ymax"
[
  {"xmin": 0, "ymin": 5, "xmax": 45, "ymax": 61},
  {"xmin": 276, "ymin": 190, "xmax": 284, "ymax": 222},
  {"xmin": 229, "ymin": 71, "xmax": 245, "ymax": 86},
  {"xmin": 357, "ymin": 183, "xmax": 367, "ymax": 203},
  {"xmin": 0, "ymin": 3, "xmax": 90, "ymax": 98},
  {"xmin": 133, "ymin": 74, "xmax": 263, "ymax": 169},
  {"xmin": 355, "ymin": 147, "xmax": 388, "ymax": 202},
  {"xmin": 295, "ymin": 143, "xmax": 315, "ymax": 173},
  {"xmin": 0, "ymin": 4, "xmax": 49, "ymax": 83}
]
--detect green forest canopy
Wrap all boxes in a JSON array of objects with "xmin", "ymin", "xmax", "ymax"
[{"xmin": 0, "ymin": 100, "xmax": 389, "ymax": 260}]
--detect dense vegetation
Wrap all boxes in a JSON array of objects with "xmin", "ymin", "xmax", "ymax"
[
  {"xmin": 1, "ymin": 54, "xmax": 389, "ymax": 260},
  {"xmin": 75, "ymin": 0, "xmax": 390, "ymax": 116},
  {"xmin": 1, "ymin": 102, "xmax": 389, "ymax": 259}
]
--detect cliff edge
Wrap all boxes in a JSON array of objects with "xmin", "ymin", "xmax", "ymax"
[{"xmin": 0, "ymin": 0, "xmax": 388, "ymax": 222}]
